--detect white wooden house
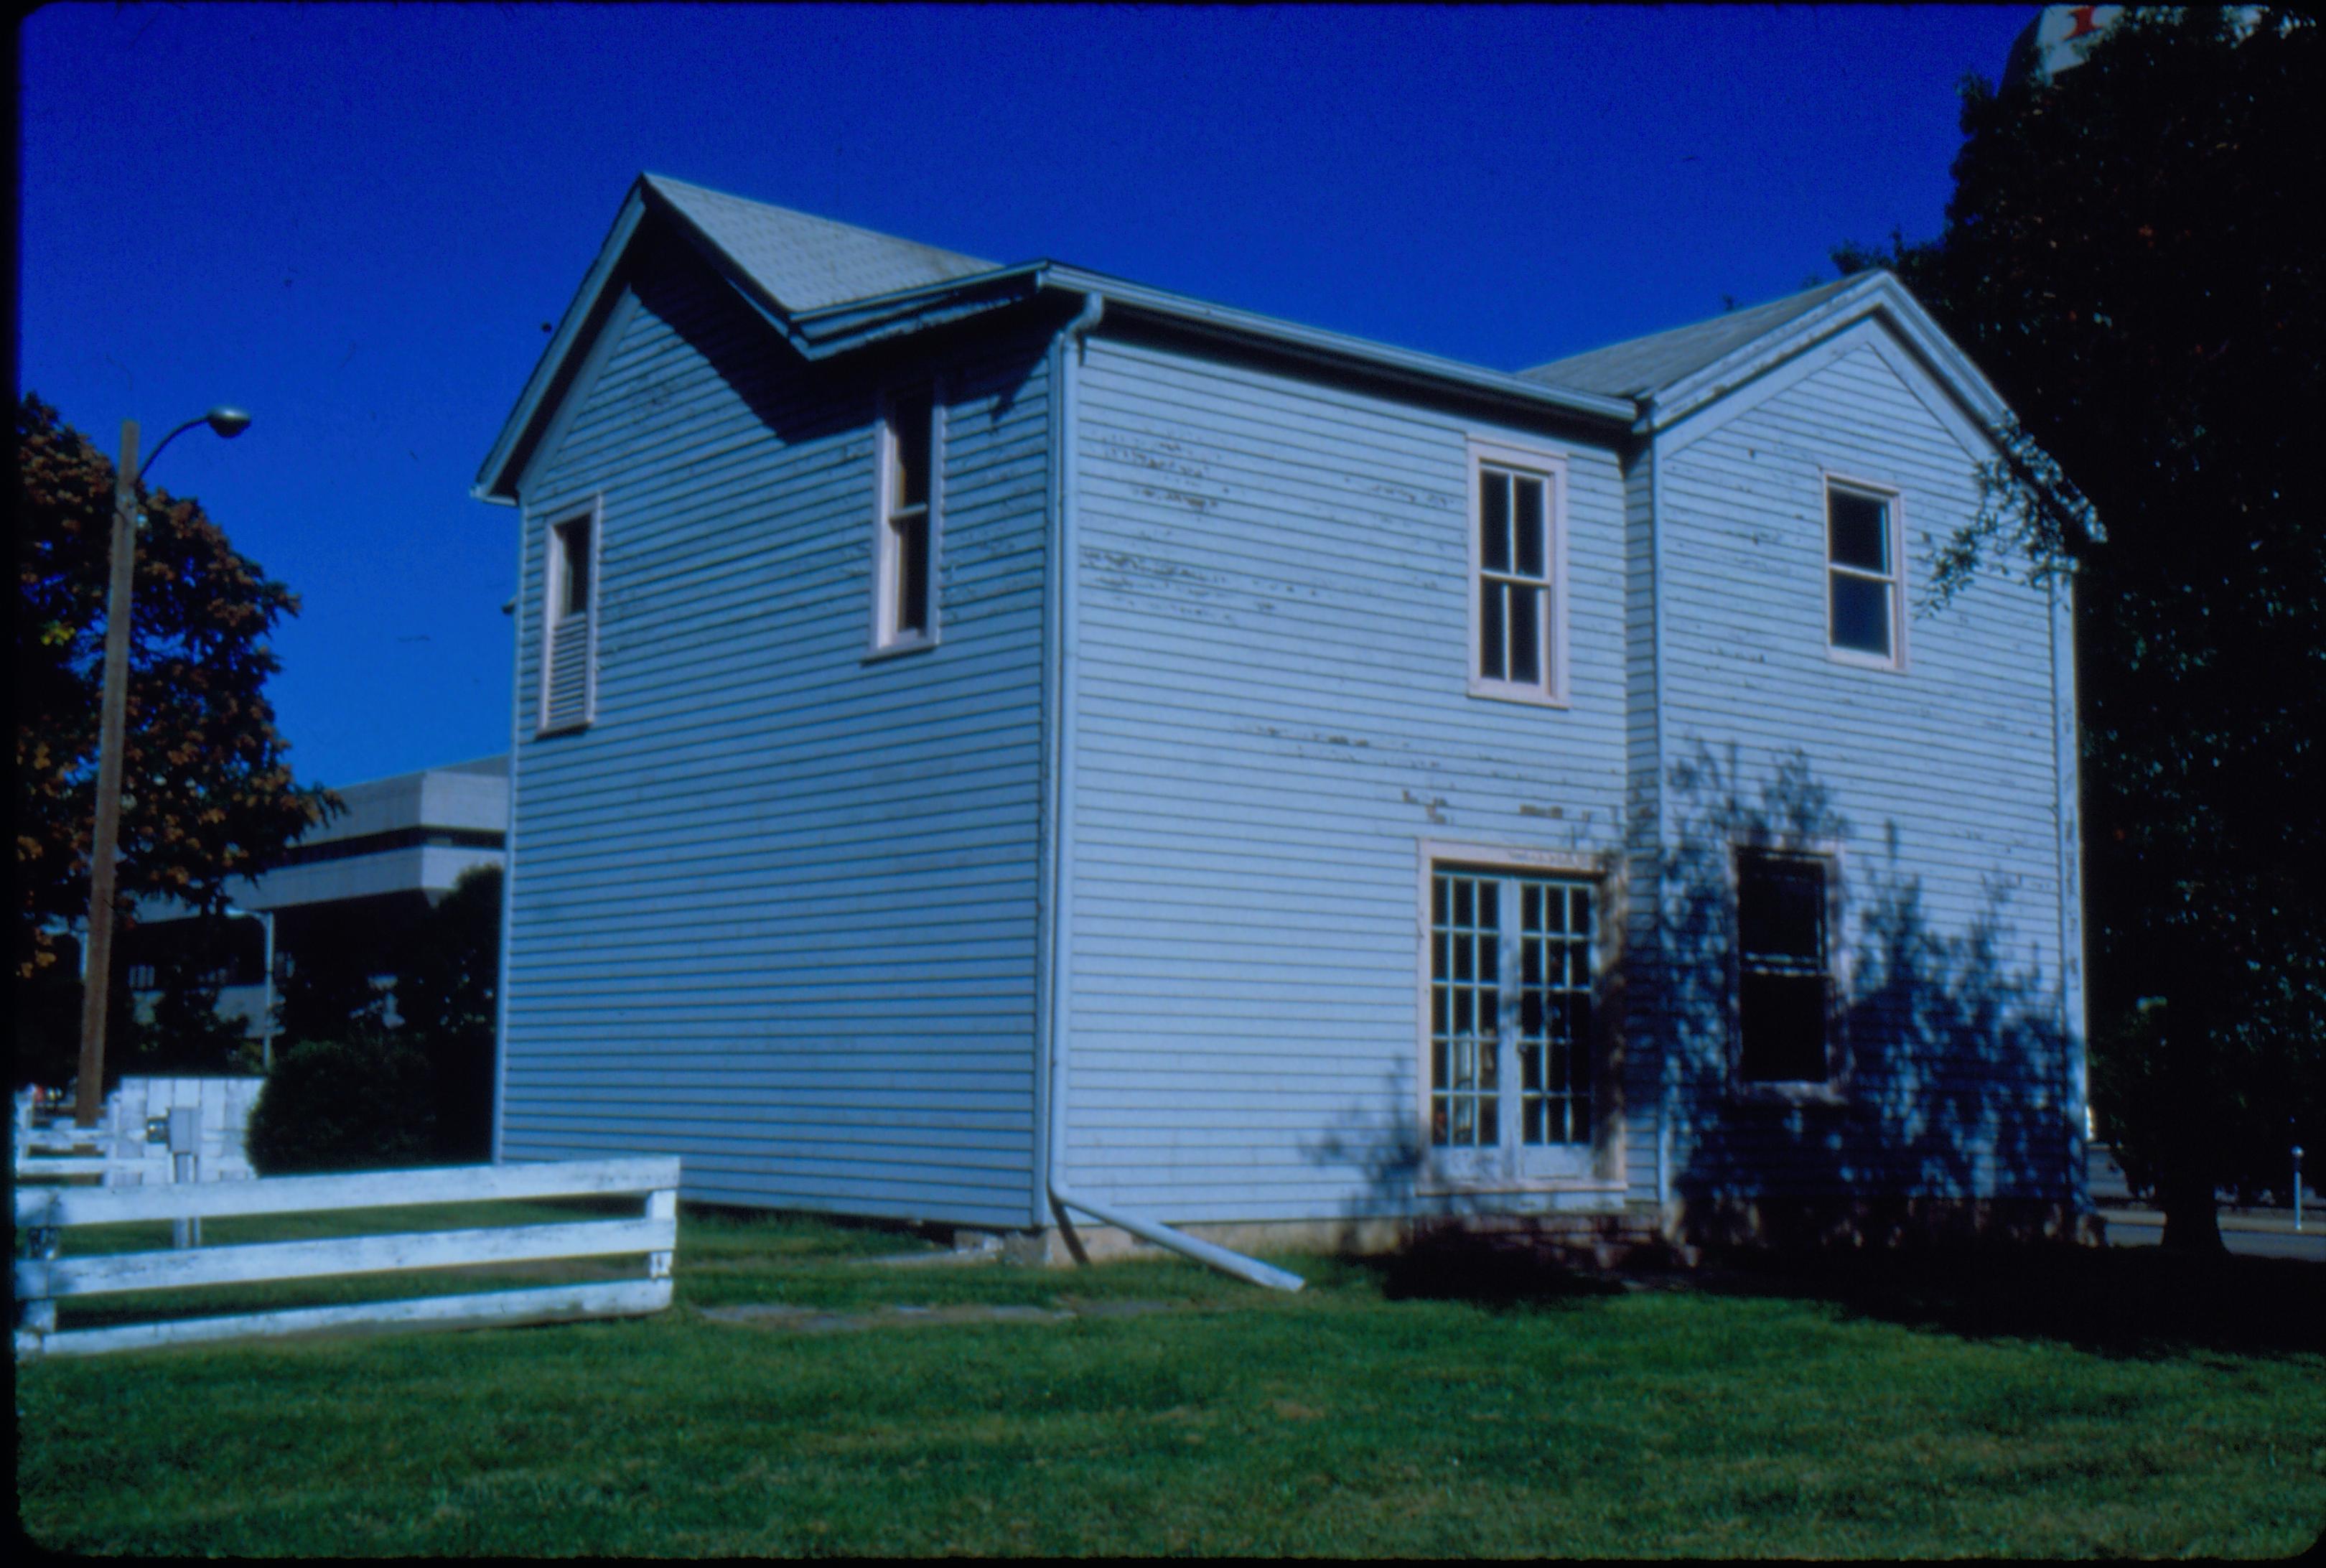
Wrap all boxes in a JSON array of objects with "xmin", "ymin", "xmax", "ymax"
[{"xmin": 474, "ymin": 175, "xmax": 2088, "ymax": 1265}]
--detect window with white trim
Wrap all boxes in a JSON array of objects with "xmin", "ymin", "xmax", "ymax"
[
  {"xmin": 1734, "ymin": 849, "xmax": 1839, "ymax": 1088},
  {"xmin": 871, "ymin": 386, "xmax": 940, "ymax": 653},
  {"xmin": 1428, "ymin": 864, "xmax": 1596, "ymax": 1181},
  {"xmin": 1826, "ymin": 478, "xmax": 1903, "ymax": 666},
  {"xmin": 539, "ymin": 505, "xmax": 598, "ymax": 734},
  {"xmin": 1467, "ymin": 440, "xmax": 1569, "ymax": 704}
]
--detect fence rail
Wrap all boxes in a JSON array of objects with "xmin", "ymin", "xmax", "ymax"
[{"xmin": 13, "ymin": 1155, "xmax": 680, "ymax": 1359}]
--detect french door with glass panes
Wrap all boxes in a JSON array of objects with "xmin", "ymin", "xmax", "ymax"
[{"xmin": 1427, "ymin": 867, "xmax": 1597, "ymax": 1183}]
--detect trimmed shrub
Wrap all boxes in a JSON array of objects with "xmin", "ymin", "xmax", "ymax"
[{"xmin": 246, "ymin": 1032, "xmax": 438, "ymax": 1175}]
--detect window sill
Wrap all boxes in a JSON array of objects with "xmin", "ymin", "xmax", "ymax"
[
  {"xmin": 1416, "ymin": 1172, "xmax": 1625, "ymax": 1198},
  {"xmin": 1731, "ymin": 1081, "xmax": 1849, "ymax": 1108},
  {"xmin": 1825, "ymin": 645, "xmax": 1904, "ymax": 674},
  {"xmin": 1466, "ymin": 678, "xmax": 1570, "ymax": 709},
  {"xmin": 534, "ymin": 719, "xmax": 592, "ymax": 739},
  {"xmin": 864, "ymin": 634, "xmax": 940, "ymax": 663}
]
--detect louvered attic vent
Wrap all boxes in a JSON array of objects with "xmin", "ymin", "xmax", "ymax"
[{"xmin": 541, "ymin": 511, "xmax": 596, "ymax": 733}]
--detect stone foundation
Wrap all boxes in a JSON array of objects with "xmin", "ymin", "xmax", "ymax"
[
  {"xmin": 948, "ymin": 1196, "xmax": 2100, "ymax": 1274},
  {"xmin": 965, "ymin": 1208, "xmax": 1676, "ymax": 1271},
  {"xmin": 1669, "ymin": 1195, "xmax": 2102, "ymax": 1254}
]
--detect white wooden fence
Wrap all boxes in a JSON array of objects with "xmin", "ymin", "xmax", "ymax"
[
  {"xmin": 13, "ymin": 1156, "xmax": 680, "ymax": 1359},
  {"xmin": 11, "ymin": 1116, "xmax": 123, "ymax": 1181}
]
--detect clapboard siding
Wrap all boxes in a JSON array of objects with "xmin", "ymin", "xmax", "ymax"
[
  {"xmin": 500, "ymin": 246, "xmax": 1052, "ymax": 1228},
  {"xmin": 493, "ymin": 210, "xmax": 2076, "ymax": 1241},
  {"xmin": 1651, "ymin": 324, "xmax": 2075, "ymax": 1208},
  {"xmin": 1062, "ymin": 329, "xmax": 1633, "ymax": 1223}
]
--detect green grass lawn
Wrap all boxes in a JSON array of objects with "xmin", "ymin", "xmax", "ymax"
[{"xmin": 16, "ymin": 1206, "xmax": 2325, "ymax": 1557}]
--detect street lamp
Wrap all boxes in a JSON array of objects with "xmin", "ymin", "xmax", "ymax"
[{"xmin": 74, "ymin": 408, "xmax": 253, "ymax": 1126}]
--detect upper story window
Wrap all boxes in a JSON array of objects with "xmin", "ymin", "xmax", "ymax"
[
  {"xmin": 1467, "ymin": 439, "xmax": 1569, "ymax": 706},
  {"xmin": 539, "ymin": 502, "xmax": 599, "ymax": 734},
  {"xmin": 871, "ymin": 386, "xmax": 940, "ymax": 655},
  {"xmin": 1734, "ymin": 849, "xmax": 1841, "ymax": 1093},
  {"xmin": 1825, "ymin": 477, "xmax": 1905, "ymax": 668}
]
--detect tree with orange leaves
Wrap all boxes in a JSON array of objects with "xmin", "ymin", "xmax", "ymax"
[{"xmin": 14, "ymin": 393, "xmax": 335, "ymax": 1086}]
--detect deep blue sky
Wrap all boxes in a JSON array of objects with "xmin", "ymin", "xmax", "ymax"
[{"xmin": 20, "ymin": 3, "xmax": 2033, "ymax": 790}]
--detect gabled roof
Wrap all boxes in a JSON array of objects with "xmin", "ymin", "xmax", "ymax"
[
  {"xmin": 645, "ymin": 174, "xmax": 998, "ymax": 314},
  {"xmin": 1518, "ymin": 275, "xmax": 1862, "ymax": 401},
  {"xmin": 1520, "ymin": 269, "xmax": 2010, "ymax": 439},
  {"xmin": 475, "ymin": 174, "xmax": 1633, "ymax": 503},
  {"xmin": 475, "ymin": 177, "xmax": 2010, "ymax": 504}
]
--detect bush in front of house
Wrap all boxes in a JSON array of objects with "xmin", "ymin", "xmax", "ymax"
[
  {"xmin": 262, "ymin": 865, "xmax": 503, "ymax": 1166},
  {"xmin": 246, "ymin": 1031, "xmax": 439, "ymax": 1175}
]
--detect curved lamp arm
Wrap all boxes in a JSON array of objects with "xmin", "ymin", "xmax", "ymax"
[{"xmin": 135, "ymin": 406, "xmax": 252, "ymax": 485}]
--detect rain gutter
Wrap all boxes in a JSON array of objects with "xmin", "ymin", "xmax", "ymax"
[{"xmin": 1036, "ymin": 265, "xmax": 1635, "ymax": 429}]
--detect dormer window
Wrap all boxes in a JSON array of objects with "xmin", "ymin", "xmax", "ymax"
[{"xmin": 871, "ymin": 386, "xmax": 940, "ymax": 654}]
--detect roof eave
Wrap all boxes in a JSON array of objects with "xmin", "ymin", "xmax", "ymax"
[
  {"xmin": 478, "ymin": 205, "xmax": 1640, "ymax": 506},
  {"xmin": 473, "ymin": 179, "xmax": 655, "ymax": 503},
  {"xmin": 637, "ymin": 175, "xmax": 824, "ymax": 360},
  {"xmin": 792, "ymin": 261, "xmax": 1635, "ymax": 426},
  {"xmin": 1643, "ymin": 273, "xmax": 2011, "ymax": 439},
  {"xmin": 788, "ymin": 262, "xmax": 1050, "ymax": 355},
  {"xmin": 1035, "ymin": 265, "xmax": 1636, "ymax": 427}
]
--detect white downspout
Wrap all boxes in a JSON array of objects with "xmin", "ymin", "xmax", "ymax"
[
  {"xmin": 1041, "ymin": 288, "xmax": 1302, "ymax": 1293},
  {"xmin": 1646, "ymin": 411, "xmax": 1674, "ymax": 1230}
]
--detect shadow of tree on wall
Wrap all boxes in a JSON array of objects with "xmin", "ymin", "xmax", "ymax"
[
  {"xmin": 1306, "ymin": 1081, "xmax": 1638, "ymax": 1307},
  {"xmin": 1660, "ymin": 742, "xmax": 2080, "ymax": 1249},
  {"xmin": 1300, "ymin": 742, "xmax": 2083, "ymax": 1263},
  {"xmin": 1305, "ymin": 1067, "xmax": 1431, "ymax": 1234}
]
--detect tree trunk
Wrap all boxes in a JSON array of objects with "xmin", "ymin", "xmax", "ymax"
[
  {"xmin": 2157, "ymin": 1176, "xmax": 2226, "ymax": 1254},
  {"xmin": 2155, "ymin": 984, "xmax": 2228, "ymax": 1255}
]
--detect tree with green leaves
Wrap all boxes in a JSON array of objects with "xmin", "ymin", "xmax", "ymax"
[
  {"xmin": 393, "ymin": 864, "xmax": 503, "ymax": 1161},
  {"xmin": 120, "ymin": 913, "xmax": 265, "ymax": 1077},
  {"xmin": 259, "ymin": 866, "xmax": 503, "ymax": 1165},
  {"xmin": 14, "ymin": 393, "xmax": 336, "ymax": 1088},
  {"xmin": 271, "ymin": 928, "xmax": 391, "ymax": 1048},
  {"xmin": 1836, "ymin": 9, "xmax": 2323, "ymax": 1250},
  {"xmin": 246, "ymin": 1030, "xmax": 438, "ymax": 1175}
]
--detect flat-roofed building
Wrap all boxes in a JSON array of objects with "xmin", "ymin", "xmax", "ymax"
[{"xmin": 123, "ymin": 756, "xmax": 508, "ymax": 1044}]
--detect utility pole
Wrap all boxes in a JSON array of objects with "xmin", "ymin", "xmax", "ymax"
[
  {"xmin": 75, "ymin": 420, "xmax": 141, "ymax": 1127},
  {"xmin": 71, "ymin": 406, "xmax": 251, "ymax": 1127}
]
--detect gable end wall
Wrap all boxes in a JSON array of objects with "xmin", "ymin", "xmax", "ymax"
[
  {"xmin": 1650, "ymin": 319, "xmax": 2078, "ymax": 1213},
  {"xmin": 498, "ymin": 248, "xmax": 1053, "ymax": 1228}
]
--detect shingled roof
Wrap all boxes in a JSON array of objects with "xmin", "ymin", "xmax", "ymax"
[
  {"xmin": 644, "ymin": 174, "xmax": 997, "ymax": 314},
  {"xmin": 1517, "ymin": 274, "xmax": 1866, "ymax": 401},
  {"xmin": 480, "ymin": 177, "xmax": 2004, "ymax": 503}
]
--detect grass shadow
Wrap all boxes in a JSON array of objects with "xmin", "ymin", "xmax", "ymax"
[
  {"xmin": 1362, "ymin": 1228, "xmax": 1633, "ymax": 1311},
  {"xmin": 1683, "ymin": 1242, "xmax": 2325, "ymax": 1360}
]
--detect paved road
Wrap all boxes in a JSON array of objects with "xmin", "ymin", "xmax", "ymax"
[{"xmin": 2100, "ymin": 1208, "xmax": 2326, "ymax": 1262}]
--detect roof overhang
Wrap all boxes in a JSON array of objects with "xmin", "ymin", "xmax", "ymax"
[
  {"xmin": 474, "ymin": 179, "xmax": 654, "ymax": 504},
  {"xmin": 1032, "ymin": 264, "xmax": 1635, "ymax": 428},
  {"xmin": 1635, "ymin": 270, "xmax": 2012, "ymax": 442},
  {"xmin": 475, "ymin": 187, "xmax": 1635, "ymax": 505}
]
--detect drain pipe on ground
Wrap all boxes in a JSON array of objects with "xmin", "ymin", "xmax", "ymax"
[{"xmin": 1039, "ymin": 288, "xmax": 1302, "ymax": 1294}]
